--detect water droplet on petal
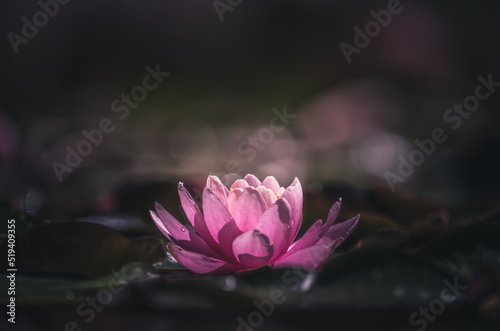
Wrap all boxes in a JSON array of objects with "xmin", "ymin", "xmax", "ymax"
[{"xmin": 181, "ymin": 227, "xmax": 186, "ymax": 232}]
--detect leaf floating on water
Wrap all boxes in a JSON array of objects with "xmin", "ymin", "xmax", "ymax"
[{"xmin": 0, "ymin": 221, "xmax": 165, "ymax": 278}]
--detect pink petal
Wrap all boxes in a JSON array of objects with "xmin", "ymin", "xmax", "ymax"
[
  {"xmin": 233, "ymin": 187, "xmax": 267, "ymax": 232},
  {"xmin": 282, "ymin": 199, "xmax": 346, "ymax": 258},
  {"xmin": 203, "ymin": 187, "xmax": 240, "ymax": 261},
  {"xmin": 178, "ymin": 183, "xmax": 219, "ymax": 251},
  {"xmin": 272, "ymin": 242, "xmax": 338, "ymax": 271},
  {"xmin": 150, "ymin": 209, "xmax": 173, "ymax": 238},
  {"xmin": 261, "ymin": 176, "xmax": 280, "ymax": 192},
  {"xmin": 281, "ymin": 177, "xmax": 303, "ymax": 245},
  {"xmin": 256, "ymin": 185, "xmax": 278, "ymax": 207},
  {"xmin": 283, "ymin": 219, "xmax": 323, "ymax": 257},
  {"xmin": 243, "ymin": 174, "xmax": 261, "ymax": 187},
  {"xmin": 319, "ymin": 199, "xmax": 342, "ymax": 238},
  {"xmin": 256, "ymin": 198, "xmax": 292, "ymax": 262},
  {"xmin": 168, "ymin": 243, "xmax": 239, "ymax": 274},
  {"xmin": 151, "ymin": 203, "xmax": 219, "ymax": 258},
  {"xmin": 206, "ymin": 175, "xmax": 229, "ymax": 206},
  {"xmin": 232, "ymin": 230, "xmax": 274, "ymax": 269},
  {"xmin": 275, "ymin": 214, "xmax": 359, "ymax": 270},
  {"xmin": 227, "ymin": 187, "xmax": 244, "ymax": 216},
  {"xmin": 317, "ymin": 214, "xmax": 360, "ymax": 246},
  {"xmin": 230, "ymin": 179, "xmax": 249, "ymax": 190}
]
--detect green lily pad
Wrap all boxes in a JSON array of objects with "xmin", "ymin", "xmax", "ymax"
[
  {"xmin": 233, "ymin": 249, "xmax": 464, "ymax": 309},
  {"xmin": 0, "ymin": 221, "xmax": 166, "ymax": 278},
  {"xmin": 416, "ymin": 220, "xmax": 500, "ymax": 279}
]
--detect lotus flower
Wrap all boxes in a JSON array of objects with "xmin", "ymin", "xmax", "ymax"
[{"xmin": 150, "ymin": 174, "xmax": 359, "ymax": 274}]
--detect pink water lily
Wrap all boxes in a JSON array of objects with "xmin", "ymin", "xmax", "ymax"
[{"xmin": 150, "ymin": 174, "xmax": 359, "ymax": 274}]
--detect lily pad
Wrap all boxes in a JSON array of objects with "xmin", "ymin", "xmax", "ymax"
[
  {"xmin": 416, "ymin": 220, "xmax": 500, "ymax": 279},
  {"xmin": 1, "ymin": 221, "xmax": 165, "ymax": 278}
]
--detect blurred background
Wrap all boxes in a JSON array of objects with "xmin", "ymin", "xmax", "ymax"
[{"xmin": 1, "ymin": 0, "xmax": 500, "ymax": 330}]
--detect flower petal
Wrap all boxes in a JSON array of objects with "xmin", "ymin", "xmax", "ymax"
[
  {"xmin": 178, "ymin": 183, "xmax": 219, "ymax": 251},
  {"xmin": 243, "ymin": 174, "xmax": 261, "ymax": 187},
  {"xmin": 283, "ymin": 219, "xmax": 323, "ymax": 257},
  {"xmin": 317, "ymin": 214, "xmax": 360, "ymax": 246},
  {"xmin": 203, "ymin": 187, "xmax": 240, "ymax": 261},
  {"xmin": 152, "ymin": 203, "xmax": 219, "ymax": 258},
  {"xmin": 273, "ymin": 242, "xmax": 338, "ymax": 271},
  {"xmin": 261, "ymin": 176, "xmax": 280, "ymax": 192},
  {"xmin": 230, "ymin": 179, "xmax": 249, "ymax": 190},
  {"xmin": 233, "ymin": 187, "xmax": 268, "ymax": 232},
  {"xmin": 168, "ymin": 243, "xmax": 239, "ymax": 274},
  {"xmin": 256, "ymin": 198, "xmax": 292, "ymax": 262},
  {"xmin": 232, "ymin": 230, "xmax": 274, "ymax": 269},
  {"xmin": 319, "ymin": 199, "xmax": 341, "ymax": 238},
  {"xmin": 207, "ymin": 175, "xmax": 229, "ymax": 206},
  {"xmin": 283, "ymin": 199, "xmax": 345, "ymax": 258},
  {"xmin": 150, "ymin": 209, "xmax": 172, "ymax": 238},
  {"xmin": 256, "ymin": 185, "xmax": 277, "ymax": 207},
  {"xmin": 281, "ymin": 177, "xmax": 303, "ymax": 245},
  {"xmin": 275, "ymin": 214, "xmax": 359, "ymax": 270},
  {"xmin": 227, "ymin": 187, "xmax": 244, "ymax": 217}
]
